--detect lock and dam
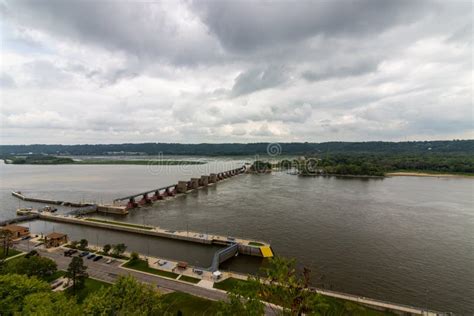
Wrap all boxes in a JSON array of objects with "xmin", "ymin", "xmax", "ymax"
[{"xmin": 5, "ymin": 165, "xmax": 274, "ymax": 271}]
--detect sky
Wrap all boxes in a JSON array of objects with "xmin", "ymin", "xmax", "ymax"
[{"xmin": 0, "ymin": 0, "xmax": 472, "ymax": 144}]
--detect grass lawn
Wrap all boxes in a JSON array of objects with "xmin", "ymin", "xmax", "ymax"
[
  {"xmin": 85, "ymin": 218, "xmax": 153, "ymax": 230},
  {"xmin": 0, "ymin": 248, "xmax": 22, "ymax": 259},
  {"xmin": 161, "ymin": 292, "xmax": 220, "ymax": 315},
  {"xmin": 179, "ymin": 275, "xmax": 201, "ymax": 284},
  {"xmin": 68, "ymin": 277, "xmax": 111, "ymax": 303},
  {"xmin": 213, "ymin": 277, "xmax": 247, "ymax": 291},
  {"xmin": 43, "ymin": 270, "xmax": 66, "ymax": 283},
  {"xmin": 123, "ymin": 259, "xmax": 179, "ymax": 279}
]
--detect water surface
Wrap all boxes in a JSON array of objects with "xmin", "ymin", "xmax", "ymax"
[{"xmin": 0, "ymin": 159, "xmax": 472, "ymax": 313}]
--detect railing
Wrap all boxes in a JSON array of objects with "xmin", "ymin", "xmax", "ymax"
[{"xmin": 209, "ymin": 243, "xmax": 239, "ymax": 272}]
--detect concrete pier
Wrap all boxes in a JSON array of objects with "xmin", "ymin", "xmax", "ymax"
[
  {"xmin": 12, "ymin": 191, "xmax": 128, "ymax": 215},
  {"xmin": 200, "ymin": 175, "xmax": 209, "ymax": 186},
  {"xmin": 190, "ymin": 178, "xmax": 200, "ymax": 189},
  {"xmin": 177, "ymin": 181, "xmax": 188, "ymax": 193},
  {"xmin": 209, "ymin": 173, "xmax": 217, "ymax": 183}
]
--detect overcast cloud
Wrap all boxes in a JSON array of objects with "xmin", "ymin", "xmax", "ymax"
[{"xmin": 0, "ymin": 0, "xmax": 472, "ymax": 144}]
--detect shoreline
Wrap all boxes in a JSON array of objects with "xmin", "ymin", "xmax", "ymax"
[{"xmin": 386, "ymin": 172, "xmax": 473, "ymax": 178}]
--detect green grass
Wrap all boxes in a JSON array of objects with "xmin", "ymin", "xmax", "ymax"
[
  {"xmin": 43, "ymin": 270, "xmax": 66, "ymax": 283},
  {"xmin": 179, "ymin": 275, "xmax": 201, "ymax": 284},
  {"xmin": 248, "ymin": 242, "xmax": 264, "ymax": 247},
  {"xmin": 161, "ymin": 292, "xmax": 221, "ymax": 315},
  {"xmin": 213, "ymin": 277, "xmax": 247, "ymax": 291},
  {"xmin": 123, "ymin": 259, "xmax": 179, "ymax": 279},
  {"xmin": 0, "ymin": 248, "xmax": 22, "ymax": 259},
  {"xmin": 68, "ymin": 277, "xmax": 111, "ymax": 303},
  {"xmin": 85, "ymin": 218, "xmax": 154, "ymax": 230}
]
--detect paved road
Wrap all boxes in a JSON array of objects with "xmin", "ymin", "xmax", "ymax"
[{"xmin": 14, "ymin": 241, "xmax": 278, "ymax": 315}]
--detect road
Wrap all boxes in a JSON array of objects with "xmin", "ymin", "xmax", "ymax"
[{"xmin": 14, "ymin": 241, "xmax": 278, "ymax": 315}]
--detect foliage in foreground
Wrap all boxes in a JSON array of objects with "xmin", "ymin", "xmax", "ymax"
[
  {"xmin": 0, "ymin": 274, "xmax": 79, "ymax": 315},
  {"xmin": 218, "ymin": 257, "xmax": 331, "ymax": 315},
  {"xmin": 0, "ymin": 254, "xmax": 392, "ymax": 315},
  {"xmin": 82, "ymin": 275, "xmax": 164, "ymax": 315},
  {"xmin": 0, "ymin": 254, "xmax": 58, "ymax": 280}
]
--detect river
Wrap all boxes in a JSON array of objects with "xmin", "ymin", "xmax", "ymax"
[{"xmin": 0, "ymin": 158, "xmax": 472, "ymax": 314}]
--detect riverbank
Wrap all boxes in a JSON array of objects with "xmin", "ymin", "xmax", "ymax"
[{"xmin": 386, "ymin": 172, "xmax": 473, "ymax": 178}]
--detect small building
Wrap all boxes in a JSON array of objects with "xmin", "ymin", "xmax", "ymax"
[
  {"xmin": 1, "ymin": 225, "xmax": 30, "ymax": 238},
  {"xmin": 45, "ymin": 232, "xmax": 68, "ymax": 248}
]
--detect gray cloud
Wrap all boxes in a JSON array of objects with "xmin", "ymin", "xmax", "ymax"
[
  {"xmin": 0, "ymin": 0, "xmax": 472, "ymax": 144},
  {"xmin": 231, "ymin": 65, "xmax": 289, "ymax": 97},
  {"xmin": 302, "ymin": 60, "xmax": 379, "ymax": 82},
  {"xmin": 0, "ymin": 73, "xmax": 16, "ymax": 88},
  {"xmin": 191, "ymin": 0, "xmax": 433, "ymax": 53}
]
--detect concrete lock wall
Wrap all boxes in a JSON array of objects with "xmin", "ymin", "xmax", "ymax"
[
  {"xmin": 200, "ymin": 175, "xmax": 209, "ymax": 186},
  {"xmin": 177, "ymin": 181, "xmax": 188, "ymax": 193},
  {"xmin": 191, "ymin": 178, "xmax": 200, "ymax": 189}
]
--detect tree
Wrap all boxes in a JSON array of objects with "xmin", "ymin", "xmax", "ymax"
[
  {"xmin": 130, "ymin": 252, "xmax": 139, "ymax": 261},
  {"xmin": 69, "ymin": 240, "xmax": 79, "ymax": 249},
  {"xmin": 0, "ymin": 229, "xmax": 13, "ymax": 259},
  {"xmin": 3, "ymin": 256, "xmax": 57, "ymax": 279},
  {"xmin": 219, "ymin": 257, "xmax": 331, "ymax": 315},
  {"xmin": 102, "ymin": 244, "xmax": 111, "ymax": 254},
  {"xmin": 66, "ymin": 257, "xmax": 88, "ymax": 294},
  {"xmin": 0, "ymin": 274, "xmax": 51, "ymax": 314},
  {"xmin": 78, "ymin": 239, "xmax": 88, "ymax": 250},
  {"xmin": 112, "ymin": 243, "xmax": 127, "ymax": 257},
  {"xmin": 22, "ymin": 291, "xmax": 80, "ymax": 315},
  {"xmin": 83, "ymin": 275, "xmax": 163, "ymax": 315}
]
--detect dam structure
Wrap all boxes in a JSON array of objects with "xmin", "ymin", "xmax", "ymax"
[{"xmin": 113, "ymin": 166, "xmax": 247, "ymax": 209}]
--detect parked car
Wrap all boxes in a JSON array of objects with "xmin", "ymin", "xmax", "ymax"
[
  {"xmin": 87, "ymin": 254, "xmax": 96, "ymax": 259},
  {"xmin": 51, "ymin": 280, "xmax": 63, "ymax": 290},
  {"xmin": 93, "ymin": 255, "xmax": 103, "ymax": 262},
  {"xmin": 193, "ymin": 269, "xmax": 203, "ymax": 275},
  {"xmin": 69, "ymin": 249, "xmax": 78, "ymax": 255},
  {"xmin": 79, "ymin": 251, "xmax": 89, "ymax": 257},
  {"xmin": 25, "ymin": 250, "xmax": 39, "ymax": 258},
  {"xmin": 21, "ymin": 235, "xmax": 31, "ymax": 240},
  {"xmin": 106, "ymin": 258, "xmax": 114, "ymax": 264}
]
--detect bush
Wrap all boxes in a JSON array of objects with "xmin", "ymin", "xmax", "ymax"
[{"xmin": 130, "ymin": 252, "xmax": 139, "ymax": 261}]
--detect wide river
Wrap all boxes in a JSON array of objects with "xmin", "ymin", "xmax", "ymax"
[{"xmin": 0, "ymin": 158, "xmax": 472, "ymax": 314}]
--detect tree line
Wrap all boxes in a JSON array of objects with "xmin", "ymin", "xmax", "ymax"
[{"xmin": 1, "ymin": 140, "xmax": 472, "ymax": 156}]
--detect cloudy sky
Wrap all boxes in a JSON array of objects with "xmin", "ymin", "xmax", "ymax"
[{"xmin": 0, "ymin": 0, "xmax": 472, "ymax": 144}]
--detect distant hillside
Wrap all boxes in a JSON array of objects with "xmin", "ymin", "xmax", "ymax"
[{"xmin": 1, "ymin": 140, "xmax": 473, "ymax": 156}]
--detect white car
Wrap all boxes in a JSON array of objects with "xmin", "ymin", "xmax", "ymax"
[{"xmin": 106, "ymin": 259, "xmax": 113, "ymax": 264}]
